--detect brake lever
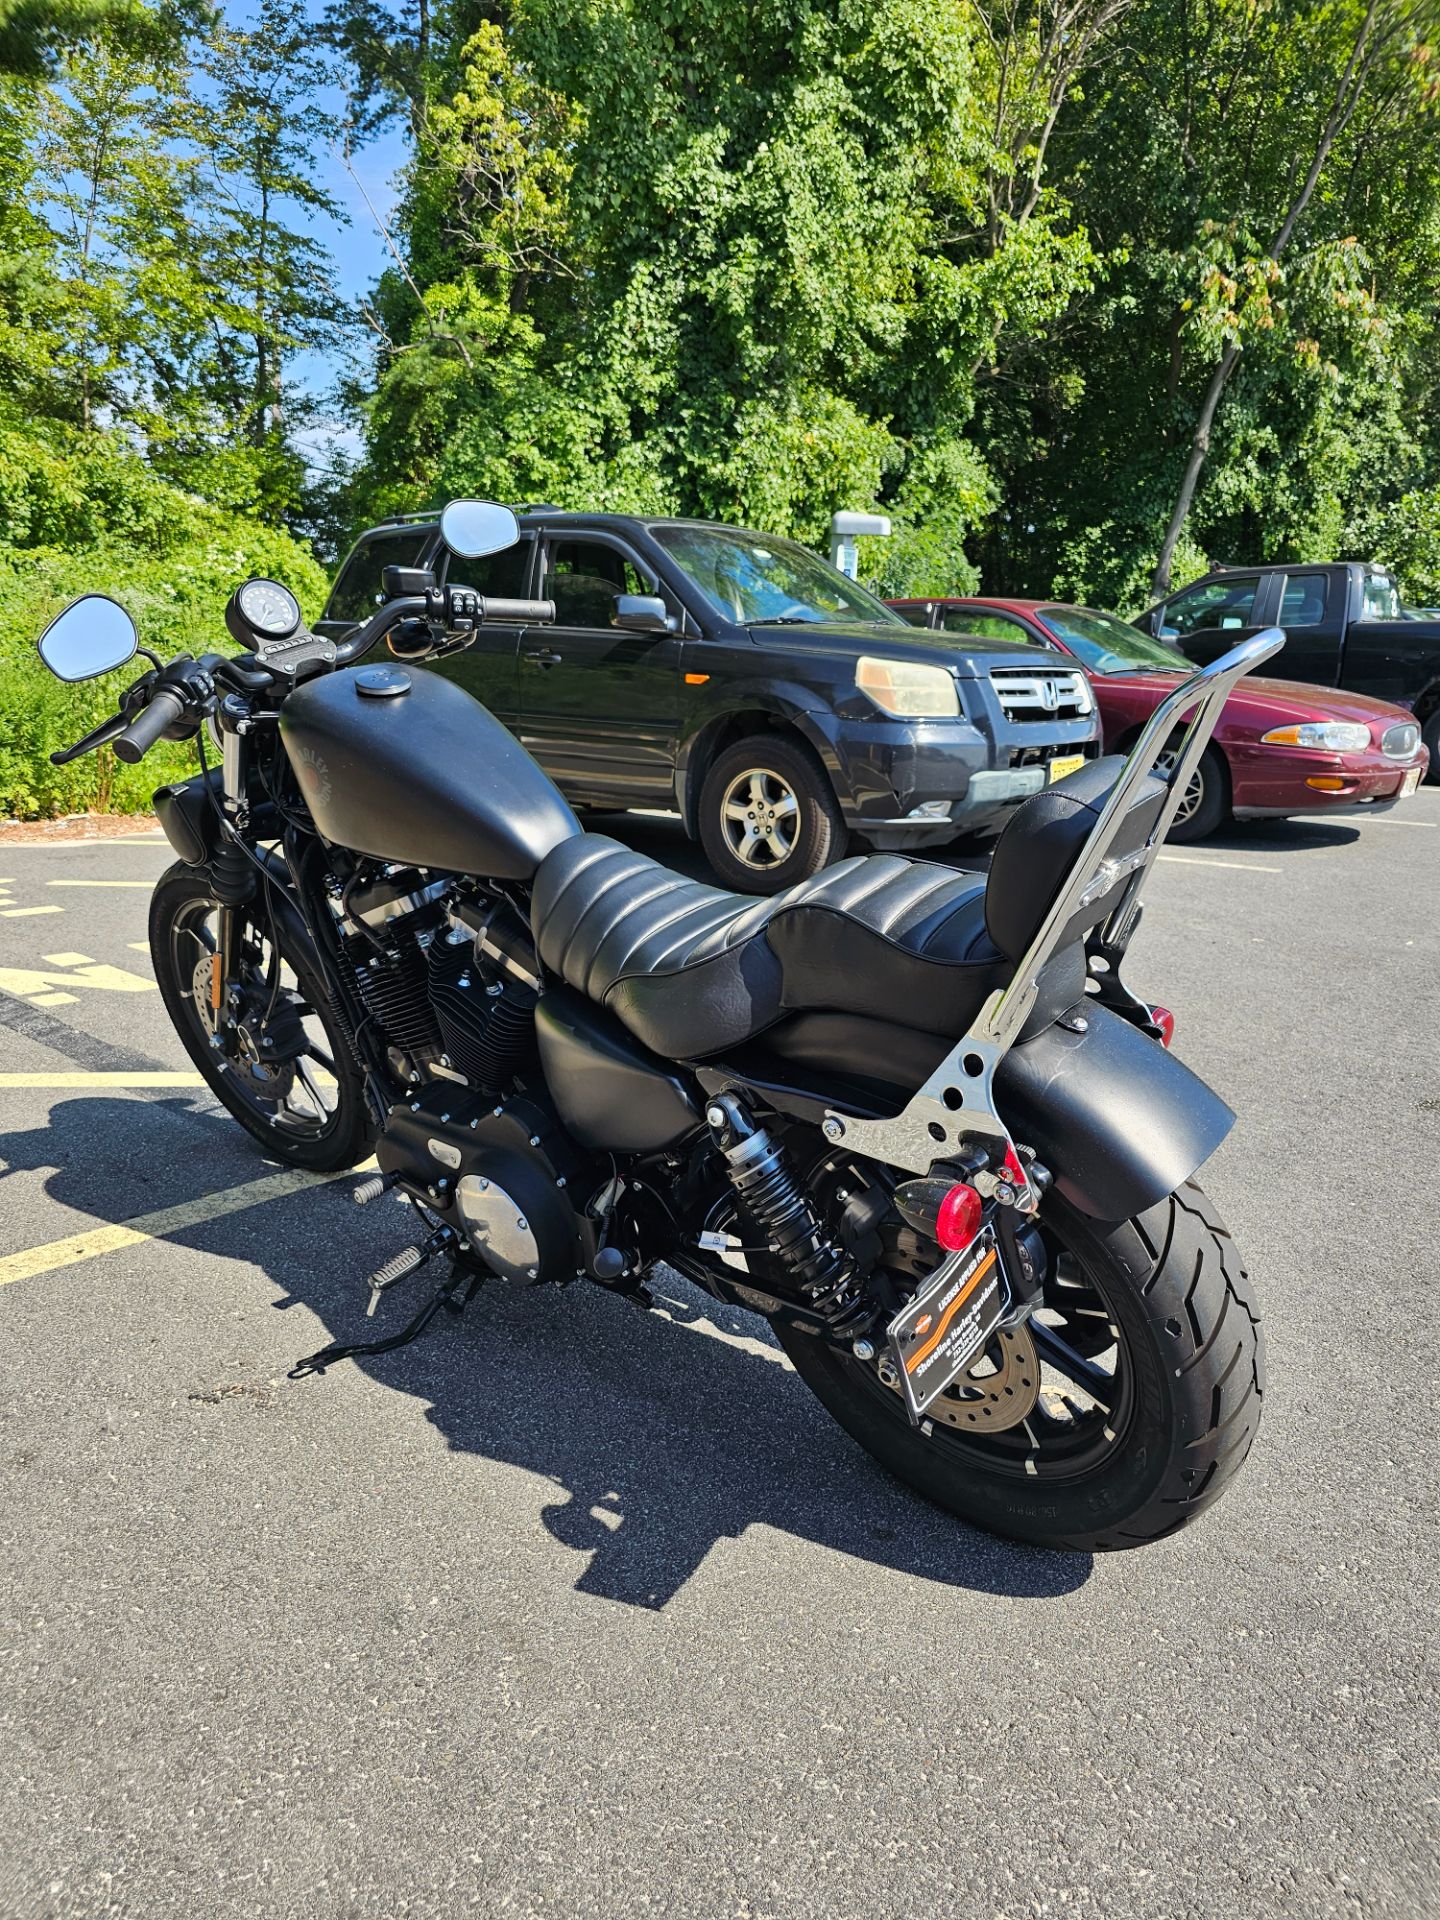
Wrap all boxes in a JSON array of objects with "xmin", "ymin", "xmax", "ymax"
[{"xmin": 50, "ymin": 712, "xmax": 131, "ymax": 766}]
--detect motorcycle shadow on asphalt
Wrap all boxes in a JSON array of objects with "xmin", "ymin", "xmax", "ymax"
[{"xmin": 2, "ymin": 1095, "xmax": 1094, "ymax": 1612}]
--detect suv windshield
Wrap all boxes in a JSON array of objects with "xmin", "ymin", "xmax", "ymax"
[
  {"xmin": 1039, "ymin": 605, "xmax": 1194, "ymax": 675},
  {"xmin": 652, "ymin": 524, "xmax": 903, "ymax": 628}
]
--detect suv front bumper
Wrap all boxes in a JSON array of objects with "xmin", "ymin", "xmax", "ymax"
[{"xmin": 831, "ymin": 715, "xmax": 1098, "ymax": 839}]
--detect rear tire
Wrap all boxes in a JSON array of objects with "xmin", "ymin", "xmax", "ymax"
[
  {"xmin": 699, "ymin": 734, "xmax": 847, "ymax": 894},
  {"xmin": 777, "ymin": 1180, "xmax": 1264, "ymax": 1552}
]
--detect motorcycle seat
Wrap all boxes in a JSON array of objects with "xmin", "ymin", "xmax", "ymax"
[
  {"xmin": 531, "ymin": 838, "xmax": 1004, "ymax": 1058},
  {"xmin": 529, "ymin": 757, "xmax": 1168, "ymax": 1062}
]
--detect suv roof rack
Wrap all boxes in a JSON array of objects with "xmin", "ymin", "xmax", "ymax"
[{"xmin": 376, "ymin": 510, "xmax": 439, "ymax": 526}]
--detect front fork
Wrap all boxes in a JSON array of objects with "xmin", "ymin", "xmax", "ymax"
[{"xmin": 210, "ymin": 700, "xmax": 253, "ymax": 1028}]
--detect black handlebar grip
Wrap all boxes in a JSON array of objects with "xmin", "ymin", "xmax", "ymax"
[
  {"xmin": 113, "ymin": 686, "xmax": 186, "ymax": 764},
  {"xmin": 479, "ymin": 597, "xmax": 557, "ymax": 625}
]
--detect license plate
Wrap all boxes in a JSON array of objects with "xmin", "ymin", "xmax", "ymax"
[
  {"xmin": 1402, "ymin": 765, "xmax": 1422, "ymax": 797},
  {"xmin": 1048, "ymin": 753, "xmax": 1086, "ymax": 784},
  {"xmin": 885, "ymin": 1227, "xmax": 1008, "ymax": 1423}
]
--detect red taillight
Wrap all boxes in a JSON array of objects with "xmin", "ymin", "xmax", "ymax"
[
  {"xmin": 1150, "ymin": 1004, "xmax": 1176, "ymax": 1048},
  {"xmin": 935, "ymin": 1182, "xmax": 984, "ymax": 1251}
]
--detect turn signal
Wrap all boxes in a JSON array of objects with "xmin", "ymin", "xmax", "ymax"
[
  {"xmin": 1150, "ymin": 1004, "xmax": 1176, "ymax": 1047},
  {"xmin": 935, "ymin": 1182, "xmax": 984, "ymax": 1252}
]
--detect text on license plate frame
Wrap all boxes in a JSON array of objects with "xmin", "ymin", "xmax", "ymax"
[
  {"xmin": 1048, "ymin": 753, "xmax": 1086, "ymax": 784},
  {"xmin": 885, "ymin": 1227, "xmax": 1009, "ymax": 1424}
]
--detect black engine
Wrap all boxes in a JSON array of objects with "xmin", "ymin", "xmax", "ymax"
[{"xmin": 336, "ymin": 864, "xmax": 539, "ymax": 1091}]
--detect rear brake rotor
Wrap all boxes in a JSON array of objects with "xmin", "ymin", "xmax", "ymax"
[
  {"xmin": 871, "ymin": 1216, "xmax": 1041, "ymax": 1433},
  {"xmin": 877, "ymin": 1323, "xmax": 1041, "ymax": 1432}
]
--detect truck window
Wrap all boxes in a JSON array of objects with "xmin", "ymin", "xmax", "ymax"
[
  {"xmin": 1360, "ymin": 573, "xmax": 1404, "ymax": 622},
  {"xmin": 438, "ymin": 539, "xmax": 532, "ymax": 598},
  {"xmin": 327, "ymin": 528, "xmax": 432, "ymax": 624},
  {"xmin": 1161, "ymin": 574, "xmax": 1262, "ymax": 637},
  {"xmin": 1278, "ymin": 573, "xmax": 1330, "ymax": 628}
]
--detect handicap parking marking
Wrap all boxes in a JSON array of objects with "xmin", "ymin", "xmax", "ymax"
[{"xmin": 0, "ymin": 951, "xmax": 157, "ymax": 1005}]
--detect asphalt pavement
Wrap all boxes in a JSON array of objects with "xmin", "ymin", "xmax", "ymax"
[{"xmin": 1, "ymin": 797, "xmax": 1437, "ymax": 1919}]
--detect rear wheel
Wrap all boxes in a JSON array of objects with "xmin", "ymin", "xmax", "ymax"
[
  {"xmin": 699, "ymin": 734, "xmax": 847, "ymax": 893},
  {"xmin": 777, "ymin": 1180, "xmax": 1264, "ymax": 1552},
  {"xmin": 150, "ymin": 861, "xmax": 371, "ymax": 1173}
]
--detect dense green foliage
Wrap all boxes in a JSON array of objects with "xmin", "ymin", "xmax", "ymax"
[{"xmin": 4, "ymin": 0, "xmax": 1440, "ymax": 814}]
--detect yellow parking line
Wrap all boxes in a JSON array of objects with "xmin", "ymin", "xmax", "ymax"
[
  {"xmin": 1, "ymin": 905, "xmax": 64, "ymax": 917},
  {"xmin": 46, "ymin": 879, "xmax": 154, "ymax": 889},
  {"xmin": 0, "ymin": 1159, "xmax": 375, "ymax": 1289},
  {"xmin": 0, "ymin": 1072, "xmax": 206, "ymax": 1087}
]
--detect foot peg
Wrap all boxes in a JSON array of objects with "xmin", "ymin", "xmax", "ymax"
[
  {"xmin": 353, "ymin": 1171, "xmax": 399, "ymax": 1207},
  {"xmin": 366, "ymin": 1243, "xmax": 425, "ymax": 1316}
]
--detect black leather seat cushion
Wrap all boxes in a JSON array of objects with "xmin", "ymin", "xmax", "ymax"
[{"xmin": 531, "ymin": 835, "xmax": 1004, "ymax": 1059}]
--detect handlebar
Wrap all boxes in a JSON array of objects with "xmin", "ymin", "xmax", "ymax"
[
  {"xmin": 331, "ymin": 588, "xmax": 556, "ymax": 667},
  {"xmin": 113, "ymin": 686, "xmax": 186, "ymax": 764}
]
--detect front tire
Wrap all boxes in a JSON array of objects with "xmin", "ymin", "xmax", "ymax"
[
  {"xmin": 777, "ymin": 1181, "xmax": 1264, "ymax": 1552},
  {"xmin": 699, "ymin": 734, "xmax": 847, "ymax": 893},
  {"xmin": 1162, "ymin": 743, "xmax": 1231, "ymax": 843},
  {"xmin": 150, "ymin": 861, "xmax": 372, "ymax": 1173},
  {"xmin": 1421, "ymin": 707, "xmax": 1440, "ymax": 786}
]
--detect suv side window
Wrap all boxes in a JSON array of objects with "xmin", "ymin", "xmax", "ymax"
[
  {"xmin": 437, "ymin": 538, "xmax": 533, "ymax": 599},
  {"xmin": 542, "ymin": 539, "xmax": 656, "ymax": 628},
  {"xmin": 1162, "ymin": 574, "xmax": 1262, "ymax": 637},
  {"xmin": 941, "ymin": 608, "xmax": 1033, "ymax": 642},
  {"xmin": 327, "ymin": 528, "xmax": 432, "ymax": 624},
  {"xmin": 1278, "ymin": 572, "xmax": 1330, "ymax": 627}
]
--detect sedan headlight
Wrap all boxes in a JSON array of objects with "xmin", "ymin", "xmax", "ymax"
[
  {"xmin": 856, "ymin": 657, "xmax": 960, "ymax": 718},
  {"xmin": 1382, "ymin": 721, "xmax": 1421, "ymax": 759},
  {"xmin": 1260, "ymin": 721, "xmax": 1371, "ymax": 753}
]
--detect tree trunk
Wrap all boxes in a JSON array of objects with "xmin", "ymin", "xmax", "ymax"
[{"xmin": 1148, "ymin": 0, "xmax": 1387, "ymax": 598}]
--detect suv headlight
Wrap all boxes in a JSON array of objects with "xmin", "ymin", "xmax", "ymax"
[
  {"xmin": 856, "ymin": 657, "xmax": 960, "ymax": 718},
  {"xmin": 1260, "ymin": 721, "xmax": 1371, "ymax": 753}
]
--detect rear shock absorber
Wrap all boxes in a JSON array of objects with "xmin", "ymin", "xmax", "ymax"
[{"xmin": 706, "ymin": 1092, "xmax": 874, "ymax": 1339}]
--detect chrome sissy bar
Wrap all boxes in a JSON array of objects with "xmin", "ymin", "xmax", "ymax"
[{"xmin": 821, "ymin": 629, "xmax": 1287, "ymax": 1193}]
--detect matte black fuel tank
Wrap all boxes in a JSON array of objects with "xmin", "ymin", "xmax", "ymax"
[{"xmin": 279, "ymin": 665, "xmax": 579, "ymax": 878}]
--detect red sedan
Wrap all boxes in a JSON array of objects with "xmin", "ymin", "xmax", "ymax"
[{"xmin": 889, "ymin": 596, "xmax": 1429, "ymax": 841}]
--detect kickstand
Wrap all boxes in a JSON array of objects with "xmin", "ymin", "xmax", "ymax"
[{"xmin": 289, "ymin": 1263, "xmax": 487, "ymax": 1378}]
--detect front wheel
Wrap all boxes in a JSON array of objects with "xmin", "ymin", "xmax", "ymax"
[
  {"xmin": 698, "ymin": 734, "xmax": 847, "ymax": 893},
  {"xmin": 150, "ymin": 861, "xmax": 372, "ymax": 1173},
  {"xmin": 777, "ymin": 1181, "xmax": 1264, "ymax": 1552}
]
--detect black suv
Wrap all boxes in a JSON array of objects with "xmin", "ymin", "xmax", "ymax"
[{"xmin": 318, "ymin": 510, "xmax": 1099, "ymax": 893}]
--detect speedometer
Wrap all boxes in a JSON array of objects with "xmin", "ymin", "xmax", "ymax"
[{"xmin": 226, "ymin": 577, "xmax": 302, "ymax": 649}]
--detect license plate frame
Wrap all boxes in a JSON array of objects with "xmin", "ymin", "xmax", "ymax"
[
  {"xmin": 1048, "ymin": 753, "xmax": 1086, "ymax": 784},
  {"xmin": 885, "ymin": 1227, "xmax": 1009, "ymax": 1424}
]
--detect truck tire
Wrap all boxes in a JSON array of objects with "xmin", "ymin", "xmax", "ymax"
[
  {"xmin": 699, "ymin": 734, "xmax": 847, "ymax": 894},
  {"xmin": 1422, "ymin": 708, "xmax": 1440, "ymax": 786}
]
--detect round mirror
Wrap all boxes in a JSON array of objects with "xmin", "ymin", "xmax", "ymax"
[
  {"xmin": 36, "ymin": 594, "xmax": 138, "ymax": 682},
  {"xmin": 438, "ymin": 499, "xmax": 520, "ymax": 560}
]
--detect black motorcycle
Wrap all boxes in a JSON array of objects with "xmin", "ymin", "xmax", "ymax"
[{"xmin": 35, "ymin": 501, "xmax": 1279, "ymax": 1552}]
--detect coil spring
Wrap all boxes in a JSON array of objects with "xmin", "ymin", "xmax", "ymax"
[{"xmin": 712, "ymin": 1095, "xmax": 874, "ymax": 1338}]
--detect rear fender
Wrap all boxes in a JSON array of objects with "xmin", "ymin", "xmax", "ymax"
[{"xmin": 995, "ymin": 1002, "xmax": 1234, "ymax": 1221}]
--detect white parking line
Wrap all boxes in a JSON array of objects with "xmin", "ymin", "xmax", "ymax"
[{"xmin": 1157, "ymin": 854, "xmax": 1282, "ymax": 873}]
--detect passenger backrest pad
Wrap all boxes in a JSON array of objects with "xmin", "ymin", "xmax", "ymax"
[{"xmin": 984, "ymin": 755, "xmax": 1167, "ymax": 963}]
